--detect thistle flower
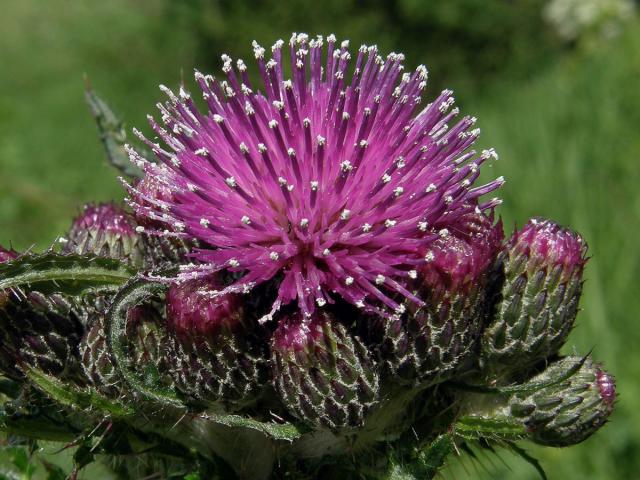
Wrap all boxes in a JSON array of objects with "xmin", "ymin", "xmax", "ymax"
[
  {"xmin": 62, "ymin": 202, "xmax": 144, "ymax": 267},
  {"xmin": 126, "ymin": 33, "xmax": 503, "ymax": 320},
  {"xmin": 482, "ymin": 218, "xmax": 588, "ymax": 372}
]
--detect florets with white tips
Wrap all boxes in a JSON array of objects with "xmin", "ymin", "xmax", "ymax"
[{"xmin": 126, "ymin": 34, "xmax": 503, "ymax": 320}]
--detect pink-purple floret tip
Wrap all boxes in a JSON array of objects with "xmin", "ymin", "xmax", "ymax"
[
  {"xmin": 125, "ymin": 32, "xmax": 504, "ymax": 322},
  {"xmin": 0, "ymin": 245, "xmax": 17, "ymax": 263},
  {"xmin": 513, "ymin": 218, "xmax": 588, "ymax": 272},
  {"xmin": 596, "ymin": 368, "xmax": 616, "ymax": 407},
  {"xmin": 71, "ymin": 203, "xmax": 136, "ymax": 235}
]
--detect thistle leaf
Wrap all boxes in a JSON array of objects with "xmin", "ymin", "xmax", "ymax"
[
  {"xmin": 448, "ymin": 353, "xmax": 589, "ymax": 395},
  {"xmin": 198, "ymin": 411, "xmax": 305, "ymax": 442},
  {"xmin": 503, "ymin": 440, "xmax": 548, "ymax": 480},
  {"xmin": 23, "ymin": 366, "xmax": 133, "ymax": 417},
  {"xmin": 84, "ymin": 86, "xmax": 146, "ymax": 178},
  {"xmin": 455, "ymin": 415, "xmax": 527, "ymax": 440},
  {"xmin": 0, "ymin": 253, "xmax": 135, "ymax": 296}
]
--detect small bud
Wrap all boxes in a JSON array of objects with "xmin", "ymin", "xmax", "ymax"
[
  {"xmin": 165, "ymin": 277, "xmax": 267, "ymax": 407},
  {"xmin": 0, "ymin": 289, "xmax": 84, "ymax": 382},
  {"xmin": 80, "ymin": 303, "xmax": 171, "ymax": 397},
  {"xmin": 63, "ymin": 203, "xmax": 144, "ymax": 267},
  {"xmin": 132, "ymin": 178, "xmax": 196, "ymax": 268},
  {"xmin": 509, "ymin": 356, "xmax": 615, "ymax": 447},
  {"xmin": 482, "ymin": 218, "xmax": 587, "ymax": 372},
  {"xmin": 374, "ymin": 210, "xmax": 503, "ymax": 386},
  {"xmin": 271, "ymin": 311, "xmax": 379, "ymax": 430}
]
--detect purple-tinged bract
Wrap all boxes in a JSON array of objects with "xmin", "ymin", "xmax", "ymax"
[
  {"xmin": 69, "ymin": 203, "xmax": 136, "ymax": 235},
  {"xmin": 166, "ymin": 276, "xmax": 244, "ymax": 340},
  {"xmin": 127, "ymin": 33, "xmax": 503, "ymax": 320},
  {"xmin": 164, "ymin": 277, "xmax": 267, "ymax": 406},
  {"xmin": 511, "ymin": 217, "xmax": 587, "ymax": 278},
  {"xmin": 420, "ymin": 209, "xmax": 504, "ymax": 295},
  {"xmin": 481, "ymin": 218, "xmax": 587, "ymax": 372},
  {"xmin": 63, "ymin": 202, "xmax": 144, "ymax": 266},
  {"xmin": 0, "ymin": 245, "xmax": 17, "ymax": 263}
]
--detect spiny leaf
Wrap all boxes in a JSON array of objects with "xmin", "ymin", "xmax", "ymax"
[
  {"xmin": 198, "ymin": 411, "xmax": 305, "ymax": 442},
  {"xmin": 84, "ymin": 86, "xmax": 146, "ymax": 178},
  {"xmin": 455, "ymin": 415, "xmax": 527, "ymax": 439},
  {"xmin": 417, "ymin": 434, "xmax": 455, "ymax": 476},
  {"xmin": 448, "ymin": 353, "xmax": 589, "ymax": 395},
  {"xmin": 0, "ymin": 252, "xmax": 135, "ymax": 296},
  {"xmin": 23, "ymin": 366, "xmax": 133, "ymax": 417},
  {"xmin": 503, "ymin": 440, "xmax": 548, "ymax": 480},
  {"xmin": 0, "ymin": 409, "xmax": 77, "ymax": 442}
]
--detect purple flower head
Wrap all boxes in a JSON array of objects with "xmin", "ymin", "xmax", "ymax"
[
  {"xmin": 70, "ymin": 203, "xmax": 136, "ymax": 237},
  {"xmin": 511, "ymin": 218, "xmax": 587, "ymax": 278},
  {"xmin": 420, "ymin": 209, "xmax": 503, "ymax": 293},
  {"xmin": 0, "ymin": 245, "xmax": 17, "ymax": 263},
  {"xmin": 166, "ymin": 277, "xmax": 244, "ymax": 340},
  {"xmin": 127, "ymin": 33, "xmax": 504, "ymax": 321}
]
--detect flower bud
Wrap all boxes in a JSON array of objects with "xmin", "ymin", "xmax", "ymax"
[
  {"xmin": 164, "ymin": 277, "xmax": 267, "ymax": 407},
  {"xmin": 482, "ymin": 218, "xmax": 587, "ymax": 371},
  {"xmin": 0, "ymin": 290, "xmax": 84, "ymax": 381},
  {"xmin": 79, "ymin": 314, "xmax": 120, "ymax": 396},
  {"xmin": 63, "ymin": 203, "xmax": 144, "ymax": 267},
  {"xmin": 509, "ymin": 356, "xmax": 615, "ymax": 446},
  {"xmin": 0, "ymin": 245, "xmax": 85, "ymax": 381},
  {"xmin": 377, "ymin": 211, "xmax": 503, "ymax": 385},
  {"xmin": 132, "ymin": 176, "xmax": 194, "ymax": 268},
  {"xmin": 80, "ymin": 303, "xmax": 169, "ymax": 397},
  {"xmin": 271, "ymin": 311, "xmax": 379, "ymax": 430}
]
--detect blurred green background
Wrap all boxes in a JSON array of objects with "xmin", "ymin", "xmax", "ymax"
[{"xmin": 1, "ymin": 0, "xmax": 639, "ymax": 478}]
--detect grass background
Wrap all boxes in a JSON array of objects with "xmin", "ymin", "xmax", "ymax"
[{"xmin": 1, "ymin": 0, "xmax": 639, "ymax": 478}]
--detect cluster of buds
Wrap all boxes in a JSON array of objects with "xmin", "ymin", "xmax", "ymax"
[{"xmin": 0, "ymin": 34, "xmax": 615, "ymax": 480}]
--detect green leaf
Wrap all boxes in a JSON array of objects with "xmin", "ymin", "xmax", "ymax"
[
  {"xmin": 455, "ymin": 415, "xmax": 527, "ymax": 439},
  {"xmin": 448, "ymin": 353, "xmax": 589, "ymax": 395},
  {"xmin": 24, "ymin": 366, "xmax": 133, "ymax": 418},
  {"xmin": 72, "ymin": 444, "xmax": 95, "ymax": 472},
  {"xmin": 0, "ymin": 253, "xmax": 135, "ymax": 296},
  {"xmin": 40, "ymin": 460, "xmax": 68, "ymax": 480},
  {"xmin": 416, "ymin": 434, "xmax": 455, "ymax": 477},
  {"xmin": 503, "ymin": 440, "xmax": 548, "ymax": 480},
  {"xmin": 0, "ymin": 379, "xmax": 21, "ymax": 400},
  {"xmin": 0, "ymin": 413, "xmax": 77, "ymax": 443},
  {"xmin": 198, "ymin": 411, "xmax": 304, "ymax": 442},
  {"xmin": 84, "ymin": 86, "xmax": 145, "ymax": 178}
]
